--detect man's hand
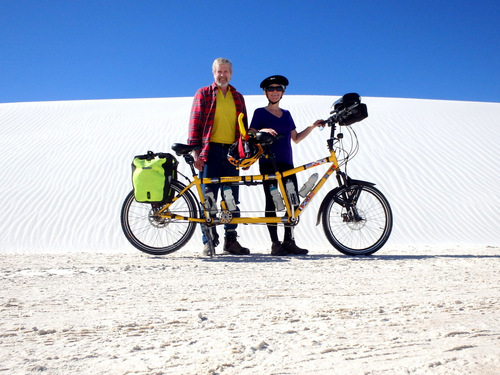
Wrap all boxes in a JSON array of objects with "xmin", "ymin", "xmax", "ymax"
[
  {"xmin": 193, "ymin": 149, "xmax": 205, "ymax": 171},
  {"xmin": 194, "ymin": 159, "xmax": 205, "ymax": 171}
]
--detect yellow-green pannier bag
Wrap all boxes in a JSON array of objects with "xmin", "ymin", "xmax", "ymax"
[{"xmin": 132, "ymin": 151, "xmax": 178, "ymax": 203}]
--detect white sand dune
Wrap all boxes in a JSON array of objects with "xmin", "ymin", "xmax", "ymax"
[
  {"xmin": 1, "ymin": 95, "xmax": 499, "ymax": 253},
  {"xmin": 0, "ymin": 96, "xmax": 499, "ymax": 374}
]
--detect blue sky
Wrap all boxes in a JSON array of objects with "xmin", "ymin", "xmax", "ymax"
[{"xmin": 1, "ymin": 0, "xmax": 499, "ymax": 103}]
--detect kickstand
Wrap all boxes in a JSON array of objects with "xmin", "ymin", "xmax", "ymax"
[{"xmin": 201, "ymin": 224, "xmax": 216, "ymax": 257}]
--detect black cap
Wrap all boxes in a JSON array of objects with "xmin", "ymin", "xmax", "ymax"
[{"xmin": 259, "ymin": 75, "xmax": 289, "ymax": 89}]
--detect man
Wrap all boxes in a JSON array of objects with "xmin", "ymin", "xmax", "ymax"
[{"xmin": 187, "ymin": 58, "xmax": 250, "ymax": 255}]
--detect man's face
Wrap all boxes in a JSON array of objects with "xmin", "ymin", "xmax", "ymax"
[{"xmin": 213, "ymin": 64, "xmax": 232, "ymax": 87}]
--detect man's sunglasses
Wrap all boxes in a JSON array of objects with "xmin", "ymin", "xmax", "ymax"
[{"xmin": 265, "ymin": 86, "xmax": 284, "ymax": 92}]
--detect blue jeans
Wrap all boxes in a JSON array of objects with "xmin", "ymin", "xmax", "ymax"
[{"xmin": 200, "ymin": 143, "xmax": 241, "ymax": 245}]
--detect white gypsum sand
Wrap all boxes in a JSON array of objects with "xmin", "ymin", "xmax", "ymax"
[{"xmin": 0, "ymin": 248, "xmax": 498, "ymax": 374}]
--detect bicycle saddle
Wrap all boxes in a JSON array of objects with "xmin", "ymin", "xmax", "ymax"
[
  {"xmin": 171, "ymin": 143, "xmax": 200, "ymax": 156},
  {"xmin": 251, "ymin": 132, "xmax": 284, "ymax": 146}
]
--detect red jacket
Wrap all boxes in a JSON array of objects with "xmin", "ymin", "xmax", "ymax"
[{"xmin": 187, "ymin": 82, "xmax": 248, "ymax": 162}]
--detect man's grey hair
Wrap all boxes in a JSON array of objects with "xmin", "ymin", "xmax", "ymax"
[{"xmin": 212, "ymin": 58, "xmax": 233, "ymax": 73}]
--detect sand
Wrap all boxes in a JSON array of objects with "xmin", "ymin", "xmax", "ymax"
[
  {"xmin": 1, "ymin": 95, "xmax": 499, "ymax": 373},
  {"xmin": 1, "ymin": 246, "xmax": 498, "ymax": 374}
]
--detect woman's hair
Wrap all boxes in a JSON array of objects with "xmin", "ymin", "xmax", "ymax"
[{"xmin": 212, "ymin": 58, "xmax": 233, "ymax": 73}]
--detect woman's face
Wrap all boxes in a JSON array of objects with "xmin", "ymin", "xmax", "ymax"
[{"xmin": 265, "ymin": 85, "xmax": 284, "ymax": 102}]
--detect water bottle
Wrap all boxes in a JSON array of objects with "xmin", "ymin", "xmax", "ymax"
[
  {"xmin": 204, "ymin": 187, "xmax": 217, "ymax": 216},
  {"xmin": 299, "ymin": 173, "xmax": 318, "ymax": 197},
  {"xmin": 223, "ymin": 185, "xmax": 237, "ymax": 211},
  {"xmin": 285, "ymin": 179, "xmax": 299, "ymax": 206},
  {"xmin": 270, "ymin": 184, "xmax": 285, "ymax": 211}
]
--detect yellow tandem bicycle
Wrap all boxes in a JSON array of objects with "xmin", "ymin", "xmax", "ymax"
[{"xmin": 121, "ymin": 94, "xmax": 393, "ymax": 256}]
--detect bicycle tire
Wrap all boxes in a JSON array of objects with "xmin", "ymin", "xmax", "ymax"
[
  {"xmin": 321, "ymin": 183, "xmax": 392, "ymax": 255},
  {"xmin": 121, "ymin": 180, "xmax": 198, "ymax": 255}
]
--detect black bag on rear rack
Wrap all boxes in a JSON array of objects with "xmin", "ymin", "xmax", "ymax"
[
  {"xmin": 131, "ymin": 151, "xmax": 178, "ymax": 203},
  {"xmin": 333, "ymin": 93, "xmax": 368, "ymax": 126}
]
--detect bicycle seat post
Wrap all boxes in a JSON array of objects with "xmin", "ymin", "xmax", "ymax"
[
  {"xmin": 262, "ymin": 145, "xmax": 279, "ymax": 173},
  {"xmin": 183, "ymin": 154, "xmax": 197, "ymax": 176}
]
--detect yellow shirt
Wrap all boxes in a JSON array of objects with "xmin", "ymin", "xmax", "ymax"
[{"xmin": 211, "ymin": 88, "xmax": 236, "ymax": 144}]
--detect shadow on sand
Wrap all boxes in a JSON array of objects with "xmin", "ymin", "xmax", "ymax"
[{"xmin": 181, "ymin": 250, "xmax": 500, "ymax": 263}]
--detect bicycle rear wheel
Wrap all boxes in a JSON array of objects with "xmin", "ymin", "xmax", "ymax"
[
  {"xmin": 121, "ymin": 180, "xmax": 198, "ymax": 255},
  {"xmin": 321, "ymin": 183, "xmax": 392, "ymax": 255}
]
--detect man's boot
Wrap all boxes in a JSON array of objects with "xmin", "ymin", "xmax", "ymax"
[{"xmin": 223, "ymin": 231, "xmax": 250, "ymax": 255}]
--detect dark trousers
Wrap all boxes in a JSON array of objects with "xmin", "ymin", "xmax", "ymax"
[{"xmin": 259, "ymin": 162, "xmax": 298, "ymax": 242}]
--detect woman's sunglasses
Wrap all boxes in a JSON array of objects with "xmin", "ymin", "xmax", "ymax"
[{"xmin": 265, "ymin": 85, "xmax": 284, "ymax": 92}]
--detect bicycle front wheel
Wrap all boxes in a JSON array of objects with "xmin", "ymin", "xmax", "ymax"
[
  {"xmin": 121, "ymin": 180, "xmax": 198, "ymax": 255},
  {"xmin": 321, "ymin": 183, "xmax": 392, "ymax": 255}
]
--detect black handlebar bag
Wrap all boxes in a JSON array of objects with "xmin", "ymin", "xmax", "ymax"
[
  {"xmin": 333, "ymin": 93, "xmax": 368, "ymax": 126},
  {"xmin": 132, "ymin": 151, "xmax": 178, "ymax": 203}
]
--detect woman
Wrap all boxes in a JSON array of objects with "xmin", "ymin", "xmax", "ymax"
[{"xmin": 249, "ymin": 75, "xmax": 324, "ymax": 256}]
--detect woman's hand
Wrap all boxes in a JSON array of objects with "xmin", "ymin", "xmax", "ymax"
[
  {"xmin": 259, "ymin": 128, "xmax": 278, "ymax": 137},
  {"xmin": 312, "ymin": 119, "xmax": 326, "ymax": 129}
]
